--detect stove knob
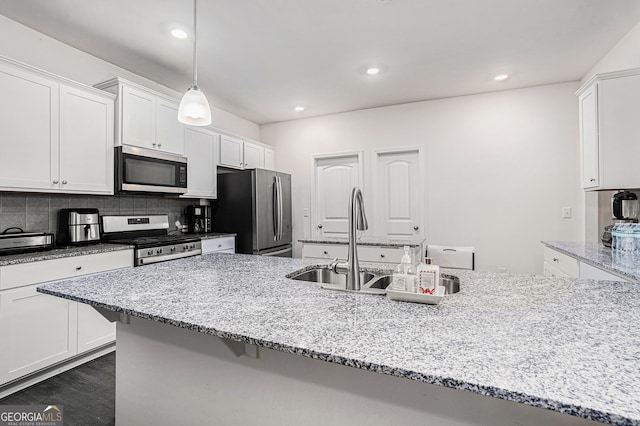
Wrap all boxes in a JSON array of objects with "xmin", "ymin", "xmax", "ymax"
[
  {"xmin": 191, "ymin": 243, "xmax": 196, "ymax": 249},
  {"xmin": 183, "ymin": 244, "xmax": 189, "ymax": 250},
  {"xmin": 156, "ymin": 248, "xmax": 163, "ymax": 254},
  {"xmin": 147, "ymin": 249, "xmax": 153, "ymax": 256},
  {"xmin": 171, "ymin": 246, "xmax": 176, "ymax": 252}
]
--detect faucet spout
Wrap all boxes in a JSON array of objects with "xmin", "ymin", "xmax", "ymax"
[{"xmin": 332, "ymin": 187, "xmax": 368, "ymax": 291}]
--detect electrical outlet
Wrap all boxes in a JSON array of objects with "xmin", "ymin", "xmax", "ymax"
[
  {"xmin": 498, "ymin": 267, "xmax": 507, "ymax": 273},
  {"xmin": 562, "ymin": 207, "xmax": 572, "ymax": 219}
]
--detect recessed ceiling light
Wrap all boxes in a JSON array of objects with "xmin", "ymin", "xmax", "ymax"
[
  {"xmin": 294, "ymin": 105, "xmax": 305, "ymax": 112},
  {"xmin": 366, "ymin": 67, "xmax": 380, "ymax": 75},
  {"xmin": 494, "ymin": 73, "xmax": 509, "ymax": 81},
  {"xmin": 171, "ymin": 28, "xmax": 189, "ymax": 39}
]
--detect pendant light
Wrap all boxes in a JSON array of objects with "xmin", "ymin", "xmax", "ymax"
[{"xmin": 178, "ymin": 0, "xmax": 212, "ymax": 126}]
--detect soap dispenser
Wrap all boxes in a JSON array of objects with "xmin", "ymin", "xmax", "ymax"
[
  {"xmin": 416, "ymin": 257, "xmax": 440, "ymax": 295},
  {"xmin": 393, "ymin": 246, "xmax": 415, "ymax": 292}
]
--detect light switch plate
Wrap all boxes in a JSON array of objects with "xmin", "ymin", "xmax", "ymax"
[
  {"xmin": 303, "ymin": 208, "xmax": 310, "ymax": 217},
  {"xmin": 562, "ymin": 207, "xmax": 572, "ymax": 219}
]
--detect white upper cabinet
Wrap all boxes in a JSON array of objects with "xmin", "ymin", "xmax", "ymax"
[
  {"xmin": 264, "ymin": 148, "xmax": 275, "ymax": 170},
  {"xmin": 243, "ymin": 141, "xmax": 264, "ymax": 169},
  {"xmin": 576, "ymin": 69, "xmax": 640, "ymax": 190},
  {"xmin": 219, "ymin": 135, "xmax": 244, "ymax": 169},
  {"xmin": 183, "ymin": 127, "xmax": 218, "ymax": 199},
  {"xmin": 0, "ymin": 57, "xmax": 114, "ymax": 194},
  {"xmin": 96, "ymin": 77, "xmax": 185, "ymax": 155},
  {"xmin": 218, "ymin": 135, "xmax": 271, "ymax": 170}
]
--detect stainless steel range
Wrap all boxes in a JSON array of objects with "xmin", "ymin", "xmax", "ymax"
[{"xmin": 101, "ymin": 215, "xmax": 201, "ymax": 266}]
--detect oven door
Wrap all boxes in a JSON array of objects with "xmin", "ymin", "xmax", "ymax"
[{"xmin": 116, "ymin": 146, "xmax": 188, "ymax": 194}]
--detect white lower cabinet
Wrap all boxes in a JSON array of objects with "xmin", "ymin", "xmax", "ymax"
[
  {"xmin": 543, "ymin": 246, "xmax": 630, "ymax": 282},
  {"xmin": 301, "ymin": 243, "xmax": 422, "ymax": 264},
  {"xmin": 201, "ymin": 237, "xmax": 235, "ymax": 254},
  {"xmin": 0, "ymin": 250, "xmax": 133, "ymax": 388}
]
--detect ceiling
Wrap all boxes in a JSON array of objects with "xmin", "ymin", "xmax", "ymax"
[{"xmin": 1, "ymin": 0, "xmax": 640, "ymax": 125}]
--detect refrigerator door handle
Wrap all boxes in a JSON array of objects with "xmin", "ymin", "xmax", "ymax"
[
  {"xmin": 273, "ymin": 176, "xmax": 279, "ymax": 241},
  {"xmin": 277, "ymin": 176, "xmax": 284, "ymax": 241}
]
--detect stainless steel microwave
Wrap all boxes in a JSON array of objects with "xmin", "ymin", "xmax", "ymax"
[{"xmin": 115, "ymin": 146, "xmax": 187, "ymax": 194}]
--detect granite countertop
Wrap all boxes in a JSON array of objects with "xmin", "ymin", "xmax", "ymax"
[
  {"xmin": 0, "ymin": 243, "xmax": 134, "ymax": 266},
  {"xmin": 543, "ymin": 241, "xmax": 640, "ymax": 282},
  {"xmin": 37, "ymin": 253, "xmax": 640, "ymax": 424},
  {"xmin": 299, "ymin": 235, "xmax": 425, "ymax": 248},
  {"xmin": 193, "ymin": 232, "xmax": 236, "ymax": 240}
]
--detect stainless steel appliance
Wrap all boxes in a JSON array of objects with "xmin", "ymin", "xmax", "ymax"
[
  {"xmin": 602, "ymin": 191, "xmax": 639, "ymax": 247},
  {"xmin": 0, "ymin": 227, "xmax": 54, "ymax": 255},
  {"xmin": 185, "ymin": 205, "xmax": 212, "ymax": 234},
  {"xmin": 115, "ymin": 145, "xmax": 188, "ymax": 194},
  {"xmin": 57, "ymin": 208, "xmax": 101, "ymax": 246},
  {"xmin": 102, "ymin": 214, "xmax": 201, "ymax": 266},
  {"xmin": 214, "ymin": 169, "xmax": 292, "ymax": 256}
]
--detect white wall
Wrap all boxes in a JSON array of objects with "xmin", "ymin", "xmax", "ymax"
[
  {"xmin": 261, "ymin": 82, "xmax": 582, "ymax": 275},
  {"xmin": 0, "ymin": 15, "xmax": 260, "ymax": 141}
]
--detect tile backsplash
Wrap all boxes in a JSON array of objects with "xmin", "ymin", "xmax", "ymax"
[{"xmin": 0, "ymin": 193, "xmax": 198, "ymax": 238}]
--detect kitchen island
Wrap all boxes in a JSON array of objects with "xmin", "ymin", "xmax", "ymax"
[{"xmin": 37, "ymin": 253, "xmax": 640, "ymax": 425}]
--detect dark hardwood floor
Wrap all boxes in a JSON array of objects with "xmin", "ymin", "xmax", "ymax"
[{"xmin": 0, "ymin": 353, "xmax": 115, "ymax": 426}]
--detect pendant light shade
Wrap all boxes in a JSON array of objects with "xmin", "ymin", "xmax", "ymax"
[{"xmin": 178, "ymin": 0, "xmax": 211, "ymax": 126}]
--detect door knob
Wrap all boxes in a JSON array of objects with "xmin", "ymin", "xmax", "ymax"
[
  {"xmin": 53, "ymin": 179, "xmax": 59, "ymax": 184},
  {"xmin": 413, "ymin": 226, "xmax": 419, "ymax": 230},
  {"xmin": 62, "ymin": 180, "xmax": 68, "ymax": 184},
  {"xmin": 317, "ymin": 224, "xmax": 323, "ymax": 229}
]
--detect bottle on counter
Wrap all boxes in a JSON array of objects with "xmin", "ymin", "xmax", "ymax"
[
  {"xmin": 416, "ymin": 257, "xmax": 440, "ymax": 295},
  {"xmin": 392, "ymin": 246, "xmax": 415, "ymax": 292}
]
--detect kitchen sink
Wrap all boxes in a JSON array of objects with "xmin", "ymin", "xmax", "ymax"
[{"xmin": 288, "ymin": 267, "xmax": 460, "ymax": 296}]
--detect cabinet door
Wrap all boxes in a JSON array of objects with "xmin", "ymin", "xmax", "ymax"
[
  {"xmin": 156, "ymin": 98, "xmax": 185, "ymax": 154},
  {"xmin": 219, "ymin": 135, "xmax": 244, "ymax": 169},
  {"xmin": 243, "ymin": 142, "xmax": 264, "ymax": 169},
  {"xmin": 0, "ymin": 286, "xmax": 77, "ymax": 385},
  {"xmin": 0, "ymin": 62, "xmax": 59, "ymax": 191},
  {"xmin": 184, "ymin": 127, "xmax": 218, "ymax": 198},
  {"xmin": 375, "ymin": 149, "xmax": 422, "ymax": 239},
  {"xmin": 264, "ymin": 148, "xmax": 275, "ymax": 170},
  {"xmin": 579, "ymin": 84, "xmax": 599, "ymax": 189},
  {"xmin": 121, "ymin": 84, "xmax": 155, "ymax": 149},
  {"xmin": 59, "ymin": 85, "xmax": 114, "ymax": 194}
]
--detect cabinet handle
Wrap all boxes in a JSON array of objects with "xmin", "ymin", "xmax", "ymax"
[
  {"xmin": 158, "ymin": 144, "xmax": 162, "ymax": 148},
  {"xmin": 53, "ymin": 179, "xmax": 59, "ymax": 184},
  {"xmin": 413, "ymin": 226, "xmax": 419, "ymax": 230},
  {"xmin": 553, "ymin": 258, "xmax": 559, "ymax": 262},
  {"xmin": 317, "ymin": 224, "xmax": 323, "ymax": 229},
  {"xmin": 323, "ymin": 251, "xmax": 328, "ymax": 255},
  {"xmin": 62, "ymin": 180, "xmax": 68, "ymax": 184},
  {"xmin": 590, "ymin": 178, "xmax": 596, "ymax": 182},
  {"xmin": 76, "ymin": 266, "xmax": 82, "ymax": 271},
  {"xmin": 380, "ymin": 254, "xmax": 385, "ymax": 258}
]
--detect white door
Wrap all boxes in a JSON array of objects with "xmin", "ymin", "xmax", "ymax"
[
  {"xmin": 219, "ymin": 135, "xmax": 244, "ymax": 169},
  {"xmin": 0, "ymin": 285, "xmax": 78, "ymax": 385},
  {"xmin": 121, "ymin": 84, "xmax": 155, "ymax": 149},
  {"xmin": 313, "ymin": 154, "xmax": 362, "ymax": 237},
  {"xmin": 0, "ymin": 62, "xmax": 58, "ymax": 191},
  {"xmin": 375, "ymin": 149, "xmax": 423, "ymax": 239},
  {"xmin": 156, "ymin": 98, "xmax": 184, "ymax": 154},
  {"xmin": 243, "ymin": 142, "xmax": 264, "ymax": 169},
  {"xmin": 184, "ymin": 127, "xmax": 218, "ymax": 198},
  {"xmin": 579, "ymin": 84, "xmax": 599, "ymax": 189},
  {"xmin": 59, "ymin": 84, "xmax": 114, "ymax": 194}
]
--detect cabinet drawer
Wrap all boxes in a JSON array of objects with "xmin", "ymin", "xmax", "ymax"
[
  {"xmin": 543, "ymin": 247, "xmax": 578, "ymax": 278},
  {"xmin": 302, "ymin": 244, "xmax": 347, "ymax": 260},
  {"xmin": 202, "ymin": 237, "xmax": 235, "ymax": 254},
  {"xmin": 358, "ymin": 246, "xmax": 404, "ymax": 263},
  {"xmin": 0, "ymin": 250, "xmax": 133, "ymax": 290}
]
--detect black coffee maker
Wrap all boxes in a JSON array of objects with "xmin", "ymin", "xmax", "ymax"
[
  {"xmin": 602, "ymin": 191, "xmax": 639, "ymax": 247},
  {"xmin": 185, "ymin": 205, "xmax": 212, "ymax": 234}
]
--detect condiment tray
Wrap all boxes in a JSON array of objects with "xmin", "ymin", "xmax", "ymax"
[{"xmin": 386, "ymin": 284, "xmax": 446, "ymax": 304}]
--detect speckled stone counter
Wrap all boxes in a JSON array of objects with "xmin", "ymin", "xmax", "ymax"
[
  {"xmin": 189, "ymin": 232, "xmax": 236, "ymax": 240},
  {"xmin": 543, "ymin": 241, "xmax": 640, "ymax": 282},
  {"xmin": 37, "ymin": 254, "xmax": 640, "ymax": 425},
  {"xmin": 299, "ymin": 235, "xmax": 425, "ymax": 247},
  {"xmin": 0, "ymin": 243, "xmax": 133, "ymax": 266}
]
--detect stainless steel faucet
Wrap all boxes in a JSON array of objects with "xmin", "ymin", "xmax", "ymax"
[{"xmin": 332, "ymin": 187, "xmax": 368, "ymax": 290}]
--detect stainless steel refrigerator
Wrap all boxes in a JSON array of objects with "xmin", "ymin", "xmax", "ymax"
[{"xmin": 214, "ymin": 169, "xmax": 292, "ymax": 256}]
